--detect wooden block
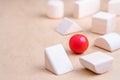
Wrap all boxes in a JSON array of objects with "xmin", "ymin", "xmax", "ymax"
[
  {"xmin": 80, "ymin": 51, "xmax": 114, "ymax": 74},
  {"xmin": 91, "ymin": 11, "xmax": 116, "ymax": 34},
  {"xmin": 108, "ymin": 0, "xmax": 120, "ymax": 15},
  {"xmin": 45, "ymin": 44, "xmax": 73, "ymax": 75},
  {"xmin": 56, "ymin": 18, "xmax": 82, "ymax": 35},
  {"xmin": 73, "ymin": 0, "xmax": 100, "ymax": 18},
  {"xmin": 94, "ymin": 32, "xmax": 120, "ymax": 52},
  {"xmin": 47, "ymin": 0, "xmax": 64, "ymax": 19}
]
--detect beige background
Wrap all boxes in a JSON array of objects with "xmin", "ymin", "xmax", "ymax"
[{"xmin": 0, "ymin": 0, "xmax": 120, "ymax": 80}]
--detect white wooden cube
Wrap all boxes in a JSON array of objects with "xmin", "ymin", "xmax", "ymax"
[
  {"xmin": 45, "ymin": 44, "xmax": 73, "ymax": 75},
  {"xmin": 56, "ymin": 17, "xmax": 82, "ymax": 35},
  {"xmin": 94, "ymin": 32, "xmax": 120, "ymax": 52},
  {"xmin": 73, "ymin": 0, "xmax": 100, "ymax": 18},
  {"xmin": 91, "ymin": 11, "xmax": 116, "ymax": 34},
  {"xmin": 108, "ymin": 0, "xmax": 120, "ymax": 15},
  {"xmin": 47, "ymin": 0, "xmax": 64, "ymax": 19},
  {"xmin": 80, "ymin": 51, "xmax": 114, "ymax": 74}
]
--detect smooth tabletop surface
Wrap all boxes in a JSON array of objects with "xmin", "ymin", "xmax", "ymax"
[{"xmin": 0, "ymin": 0, "xmax": 120, "ymax": 80}]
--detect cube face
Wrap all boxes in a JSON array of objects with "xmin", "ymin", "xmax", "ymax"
[
  {"xmin": 108, "ymin": 0, "xmax": 120, "ymax": 15},
  {"xmin": 73, "ymin": 1, "xmax": 80, "ymax": 18},
  {"xmin": 73, "ymin": 1, "xmax": 87, "ymax": 18},
  {"xmin": 91, "ymin": 12, "xmax": 116, "ymax": 34},
  {"xmin": 80, "ymin": 52, "xmax": 114, "ymax": 74},
  {"xmin": 107, "ymin": 17, "xmax": 116, "ymax": 33},
  {"xmin": 93, "ymin": 12, "xmax": 114, "ymax": 20},
  {"xmin": 47, "ymin": 1, "xmax": 64, "ymax": 18},
  {"xmin": 78, "ymin": 1, "xmax": 91, "ymax": 18},
  {"xmin": 92, "ymin": 18, "xmax": 107, "ymax": 34},
  {"xmin": 45, "ymin": 44, "xmax": 73, "ymax": 75},
  {"xmin": 73, "ymin": 0, "xmax": 100, "ymax": 18}
]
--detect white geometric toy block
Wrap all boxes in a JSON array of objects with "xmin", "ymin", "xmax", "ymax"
[
  {"xmin": 73, "ymin": 0, "xmax": 100, "ymax": 18},
  {"xmin": 100, "ymin": 0, "xmax": 110, "ymax": 11},
  {"xmin": 80, "ymin": 51, "xmax": 114, "ymax": 74},
  {"xmin": 91, "ymin": 12, "xmax": 116, "ymax": 34},
  {"xmin": 56, "ymin": 18, "xmax": 82, "ymax": 35},
  {"xmin": 108, "ymin": 0, "xmax": 120, "ymax": 16},
  {"xmin": 47, "ymin": 0, "xmax": 64, "ymax": 19},
  {"xmin": 94, "ymin": 32, "xmax": 120, "ymax": 52},
  {"xmin": 45, "ymin": 44, "xmax": 73, "ymax": 75}
]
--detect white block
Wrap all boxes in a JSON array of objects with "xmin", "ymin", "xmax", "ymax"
[
  {"xmin": 47, "ymin": 0, "xmax": 64, "ymax": 18},
  {"xmin": 94, "ymin": 33, "xmax": 120, "ymax": 52},
  {"xmin": 45, "ymin": 44, "xmax": 73, "ymax": 75},
  {"xmin": 100, "ymin": 0, "xmax": 110, "ymax": 11},
  {"xmin": 108, "ymin": 0, "xmax": 120, "ymax": 15},
  {"xmin": 91, "ymin": 12, "xmax": 116, "ymax": 34},
  {"xmin": 73, "ymin": 0, "xmax": 100, "ymax": 18},
  {"xmin": 56, "ymin": 18, "xmax": 82, "ymax": 35},
  {"xmin": 80, "ymin": 51, "xmax": 114, "ymax": 74}
]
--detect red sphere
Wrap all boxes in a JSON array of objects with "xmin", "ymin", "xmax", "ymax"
[{"xmin": 69, "ymin": 34, "xmax": 89, "ymax": 54}]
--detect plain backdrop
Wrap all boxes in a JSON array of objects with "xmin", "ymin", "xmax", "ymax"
[{"xmin": 0, "ymin": 0, "xmax": 120, "ymax": 80}]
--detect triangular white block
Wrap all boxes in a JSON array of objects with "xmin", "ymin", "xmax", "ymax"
[
  {"xmin": 73, "ymin": 0, "xmax": 100, "ymax": 18},
  {"xmin": 94, "ymin": 32, "xmax": 120, "ymax": 52},
  {"xmin": 108, "ymin": 0, "xmax": 120, "ymax": 15},
  {"xmin": 56, "ymin": 18, "xmax": 82, "ymax": 35},
  {"xmin": 80, "ymin": 51, "xmax": 114, "ymax": 74},
  {"xmin": 45, "ymin": 44, "xmax": 73, "ymax": 75}
]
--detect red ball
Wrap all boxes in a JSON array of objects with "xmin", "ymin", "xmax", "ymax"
[{"xmin": 69, "ymin": 34, "xmax": 89, "ymax": 54}]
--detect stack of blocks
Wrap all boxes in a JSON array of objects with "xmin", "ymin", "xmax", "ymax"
[{"xmin": 45, "ymin": 0, "xmax": 120, "ymax": 75}]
